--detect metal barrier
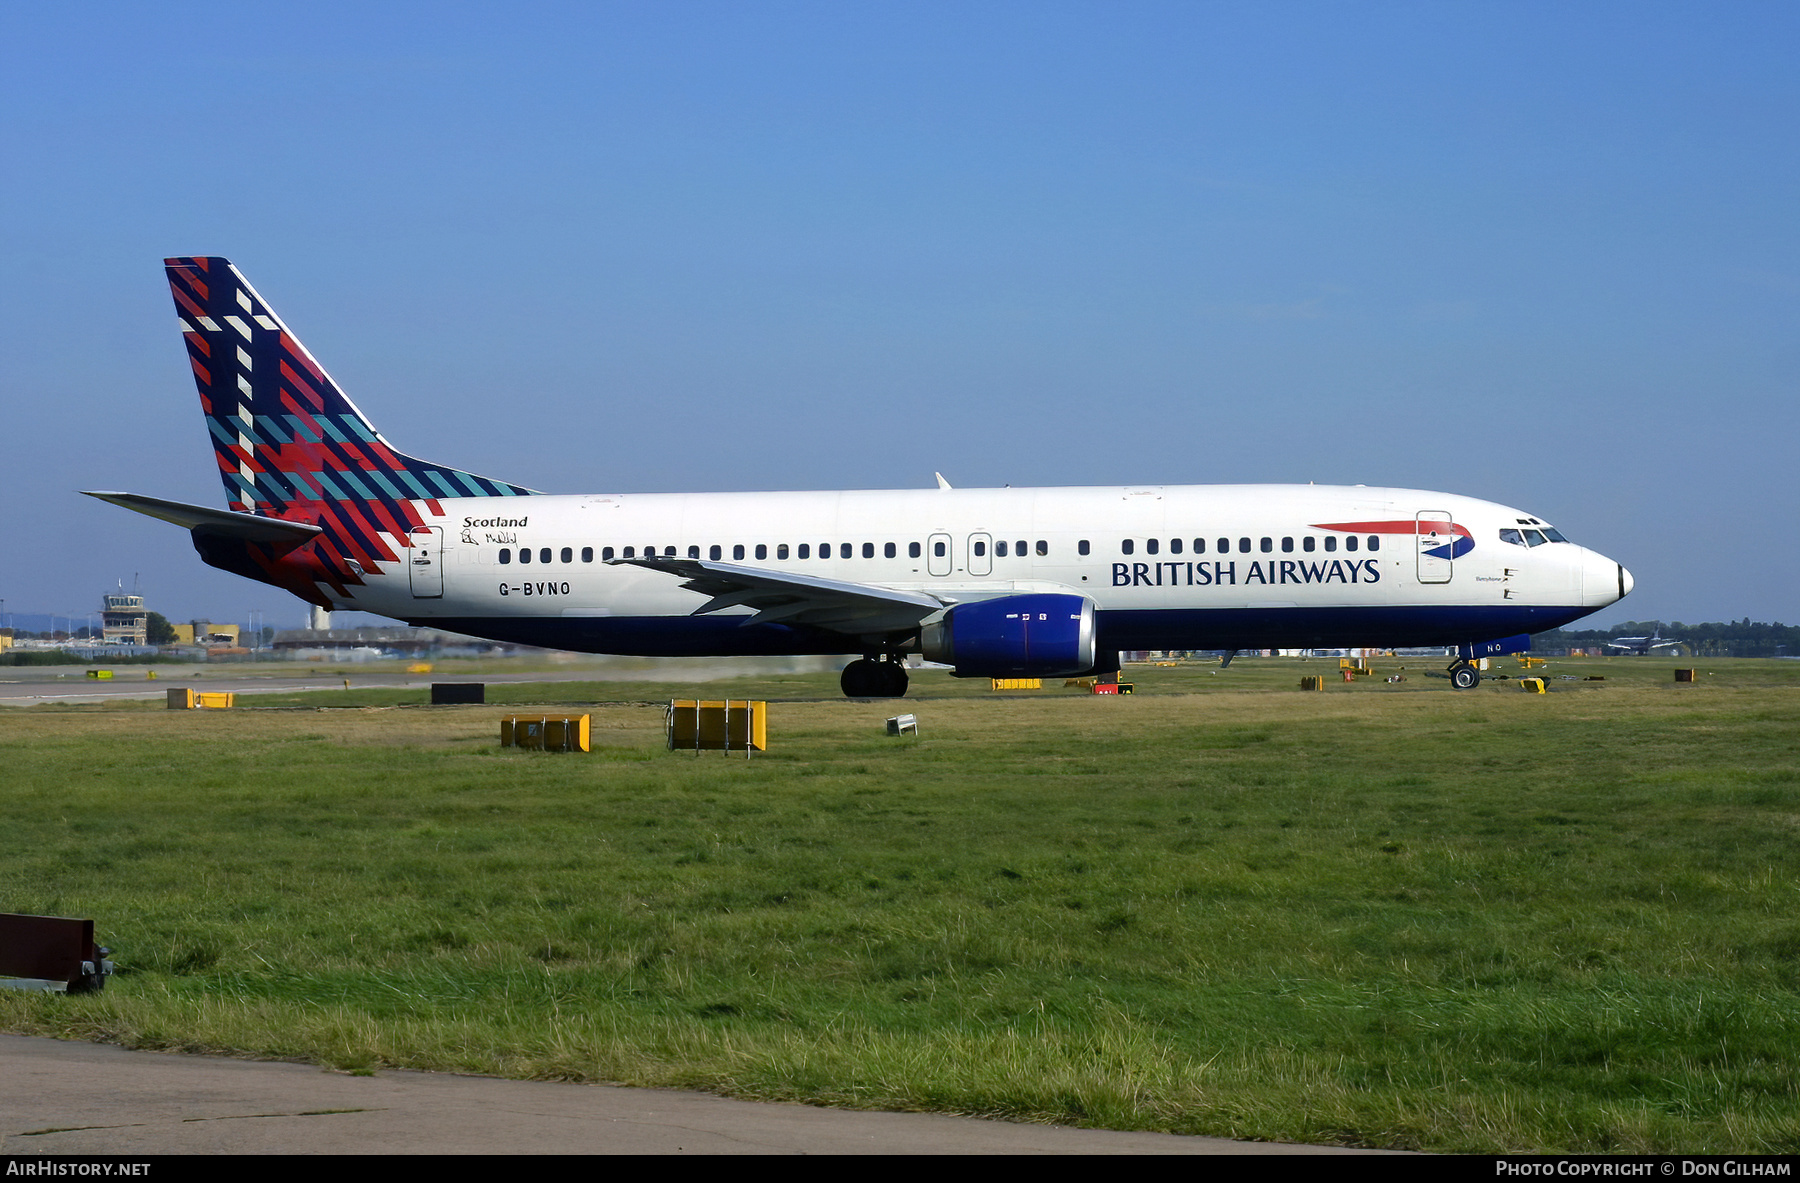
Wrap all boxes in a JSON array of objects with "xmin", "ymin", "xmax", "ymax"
[
  {"xmin": 667, "ymin": 701, "xmax": 766, "ymax": 757},
  {"xmin": 501, "ymin": 715, "xmax": 590, "ymax": 752}
]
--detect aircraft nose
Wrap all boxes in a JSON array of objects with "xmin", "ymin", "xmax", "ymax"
[{"xmin": 1582, "ymin": 549, "xmax": 1631, "ymax": 606}]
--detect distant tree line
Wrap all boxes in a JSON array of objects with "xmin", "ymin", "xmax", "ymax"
[{"xmin": 1533, "ymin": 619, "xmax": 1800, "ymax": 658}]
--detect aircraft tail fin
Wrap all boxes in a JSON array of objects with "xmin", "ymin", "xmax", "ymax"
[
  {"xmin": 164, "ymin": 256, "xmax": 535, "ymax": 514},
  {"xmin": 161, "ymin": 256, "xmax": 536, "ymax": 604}
]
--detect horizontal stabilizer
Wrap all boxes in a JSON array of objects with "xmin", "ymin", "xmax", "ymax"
[{"xmin": 82, "ymin": 491, "xmax": 323, "ymax": 545}]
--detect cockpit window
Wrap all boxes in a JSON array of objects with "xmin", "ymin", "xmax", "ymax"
[
  {"xmin": 1523, "ymin": 530, "xmax": 1548, "ymax": 547},
  {"xmin": 1499, "ymin": 528, "xmax": 1525, "ymax": 546},
  {"xmin": 1541, "ymin": 526, "xmax": 1568, "ymax": 543}
]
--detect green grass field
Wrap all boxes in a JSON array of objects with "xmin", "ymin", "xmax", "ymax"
[{"xmin": 4, "ymin": 655, "xmax": 1798, "ymax": 1152}]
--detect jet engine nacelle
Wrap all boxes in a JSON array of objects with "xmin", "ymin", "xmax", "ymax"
[{"xmin": 919, "ymin": 593, "xmax": 1097, "ymax": 678}]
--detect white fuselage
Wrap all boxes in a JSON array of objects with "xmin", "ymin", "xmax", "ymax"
[{"xmin": 334, "ymin": 483, "xmax": 1628, "ymax": 657}]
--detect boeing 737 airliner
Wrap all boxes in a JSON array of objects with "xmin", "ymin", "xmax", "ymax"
[{"xmin": 87, "ymin": 257, "xmax": 1633, "ymax": 697}]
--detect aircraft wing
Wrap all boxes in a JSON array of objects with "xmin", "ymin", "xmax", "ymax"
[
  {"xmin": 82, "ymin": 491, "xmax": 324, "ymax": 545},
  {"xmin": 610, "ymin": 555, "xmax": 950, "ymax": 634}
]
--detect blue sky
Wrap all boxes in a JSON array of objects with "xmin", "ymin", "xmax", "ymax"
[{"xmin": 2, "ymin": 2, "xmax": 1795, "ymax": 630}]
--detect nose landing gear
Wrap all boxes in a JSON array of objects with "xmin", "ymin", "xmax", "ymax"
[
  {"xmin": 840, "ymin": 656, "xmax": 910, "ymax": 699},
  {"xmin": 1448, "ymin": 659, "xmax": 1481, "ymax": 690}
]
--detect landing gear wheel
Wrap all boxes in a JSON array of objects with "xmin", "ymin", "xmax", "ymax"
[
  {"xmin": 841, "ymin": 660, "xmax": 878, "ymax": 698},
  {"xmin": 1449, "ymin": 661, "xmax": 1480, "ymax": 691},
  {"xmin": 841, "ymin": 659, "xmax": 909, "ymax": 699}
]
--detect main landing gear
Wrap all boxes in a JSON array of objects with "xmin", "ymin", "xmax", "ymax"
[
  {"xmin": 1448, "ymin": 659, "xmax": 1481, "ymax": 690},
  {"xmin": 840, "ymin": 657, "xmax": 910, "ymax": 699}
]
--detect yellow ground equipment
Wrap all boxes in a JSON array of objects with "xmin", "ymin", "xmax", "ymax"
[
  {"xmin": 667, "ymin": 701, "xmax": 766, "ymax": 756},
  {"xmin": 166, "ymin": 689, "xmax": 234, "ymax": 709},
  {"xmin": 1299, "ymin": 676, "xmax": 1327, "ymax": 691},
  {"xmin": 501, "ymin": 714, "xmax": 590, "ymax": 752},
  {"xmin": 990, "ymin": 678, "xmax": 1042, "ymax": 690},
  {"xmin": 1520, "ymin": 678, "xmax": 1546, "ymax": 694}
]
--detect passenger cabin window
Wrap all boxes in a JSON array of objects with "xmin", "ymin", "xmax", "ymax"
[
  {"xmin": 1346, "ymin": 537, "xmax": 1358, "ymax": 552},
  {"xmin": 1324, "ymin": 536, "xmax": 1337, "ymax": 552},
  {"xmin": 1303, "ymin": 536, "xmax": 1315, "ymax": 552},
  {"xmin": 1193, "ymin": 538, "xmax": 1206, "ymax": 554},
  {"xmin": 1170, "ymin": 538, "xmax": 1182, "ymax": 554},
  {"xmin": 581, "ymin": 547, "xmax": 593, "ymax": 563},
  {"xmin": 1238, "ymin": 538, "xmax": 1251, "ymax": 553},
  {"xmin": 973, "ymin": 540, "xmax": 987, "ymax": 557},
  {"xmin": 708, "ymin": 545, "xmax": 720, "ymax": 560},
  {"xmin": 1368, "ymin": 536, "xmax": 1380, "ymax": 551},
  {"xmin": 909, "ymin": 542, "xmax": 921, "ymax": 558},
  {"xmin": 1122, "ymin": 539, "xmax": 1135, "ymax": 555},
  {"xmin": 1260, "ymin": 538, "xmax": 1272, "ymax": 553},
  {"xmin": 798, "ymin": 544, "xmax": 810, "ymax": 559},
  {"xmin": 1016, "ymin": 539, "xmax": 1027, "ymax": 556},
  {"xmin": 499, "ymin": 548, "xmax": 512, "ymax": 564},
  {"xmin": 841, "ymin": 543, "xmax": 852, "ymax": 559},
  {"xmin": 934, "ymin": 541, "xmax": 946, "ymax": 557},
  {"xmin": 541, "ymin": 548, "xmax": 552, "ymax": 563},
  {"xmin": 520, "ymin": 548, "xmax": 532, "ymax": 564},
  {"xmin": 996, "ymin": 541, "xmax": 1008, "ymax": 557},
  {"xmin": 885, "ymin": 542, "xmax": 896, "ymax": 558},
  {"xmin": 1281, "ymin": 537, "xmax": 1293, "ymax": 553},
  {"xmin": 1036, "ymin": 541, "xmax": 1047, "ymax": 556},
  {"xmin": 561, "ymin": 547, "xmax": 573, "ymax": 563},
  {"xmin": 777, "ymin": 544, "xmax": 789, "ymax": 559},
  {"xmin": 1078, "ymin": 540, "xmax": 1090, "ymax": 556},
  {"xmin": 863, "ymin": 542, "xmax": 874, "ymax": 558},
  {"xmin": 622, "ymin": 546, "xmax": 635, "ymax": 558},
  {"xmin": 733, "ymin": 544, "xmax": 745, "ymax": 560},
  {"xmin": 755, "ymin": 544, "xmax": 767, "ymax": 560},
  {"xmin": 1218, "ymin": 538, "xmax": 1229, "ymax": 554},
  {"xmin": 1147, "ymin": 538, "xmax": 1159, "ymax": 555},
  {"xmin": 602, "ymin": 547, "xmax": 614, "ymax": 560}
]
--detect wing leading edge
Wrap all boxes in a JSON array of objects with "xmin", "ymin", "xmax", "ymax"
[{"xmin": 610, "ymin": 555, "xmax": 950, "ymax": 635}]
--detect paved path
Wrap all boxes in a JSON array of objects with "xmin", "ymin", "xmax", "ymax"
[{"xmin": 1, "ymin": 1035, "xmax": 1382, "ymax": 1155}]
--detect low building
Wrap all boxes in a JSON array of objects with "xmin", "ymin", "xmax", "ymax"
[{"xmin": 170, "ymin": 622, "xmax": 241, "ymax": 646}]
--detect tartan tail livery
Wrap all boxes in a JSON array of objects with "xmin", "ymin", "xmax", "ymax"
[{"xmin": 86, "ymin": 257, "xmax": 535, "ymax": 608}]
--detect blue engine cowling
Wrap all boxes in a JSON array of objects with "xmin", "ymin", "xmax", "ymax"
[{"xmin": 919, "ymin": 593, "xmax": 1097, "ymax": 677}]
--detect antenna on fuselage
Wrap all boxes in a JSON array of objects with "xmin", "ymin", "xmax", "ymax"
[{"xmin": 934, "ymin": 472, "xmax": 953, "ymax": 491}]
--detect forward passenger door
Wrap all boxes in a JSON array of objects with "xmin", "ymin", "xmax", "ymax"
[{"xmin": 1416, "ymin": 512, "xmax": 1453, "ymax": 585}]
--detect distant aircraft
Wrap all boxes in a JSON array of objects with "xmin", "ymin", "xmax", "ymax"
[
  {"xmin": 86, "ymin": 257, "xmax": 1635, "ymax": 697},
  {"xmin": 1605, "ymin": 628, "xmax": 1683, "ymax": 655}
]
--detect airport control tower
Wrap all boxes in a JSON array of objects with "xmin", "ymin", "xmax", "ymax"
[{"xmin": 101, "ymin": 590, "xmax": 148, "ymax": 645}]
